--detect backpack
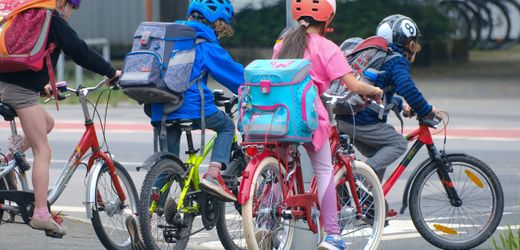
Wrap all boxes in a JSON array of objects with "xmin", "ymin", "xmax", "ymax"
[
  {"xmin": 0, "ymin": 0, "xmax": 61, "ymax": 109},
  {"xmin": 328, "ymin": 36, "xmax": 402, "ymax": 119},
  {"xmin": 238, "ymin": 59, "xmax": 319, "ymax": 143},
  {"xmin": 119, "ymin": 22, "xmax": 206, "ymax": 110}
]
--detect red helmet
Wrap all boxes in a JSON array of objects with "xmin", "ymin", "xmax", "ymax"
[{"xmin": 292, "ymin": 0, "xmax": 336, "ymax": 25}]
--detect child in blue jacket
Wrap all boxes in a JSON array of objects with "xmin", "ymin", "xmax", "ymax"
[
  {"xmin": 337, "ymin": 14, "xmax": 438, "ymax": 198},
  {"xmin": 150, "ymin": 0, "xmax": 243, "ymax": 201}
]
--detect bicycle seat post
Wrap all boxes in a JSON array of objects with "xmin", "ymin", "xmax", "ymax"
[
  {"xmin": 9, "ymin": 120, "xmax": 18, "ymax": 137},
  {"xmin": 180, "ymin": 122, "xmax": 198, "ymax": 155}
]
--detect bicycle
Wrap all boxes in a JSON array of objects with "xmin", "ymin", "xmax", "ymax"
[
  {"xmin": 377, "ymin": 112, "xmax": 504, "ymax": 249},
  {"xmin": 0, "ymin": 79, "xmax": 139, "ymax": 250},
  {"xmin": 137, "ymin": 90, "xmax": 247, "ymax": 249},
  {"xmin": 238, "ymin": 94, "xmax": 385, "ymax": 250}
]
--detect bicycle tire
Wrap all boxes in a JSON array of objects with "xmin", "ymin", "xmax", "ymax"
[
  {"xmin": 0, "ymin": 171, "xmax": 17, "ymax": 223},
  {"xmin": 439, "ymin": 0, "xmax": 473, "ymax": 42},
  {"xmin": 216, "ymin": 156, "xmax": 247, "ymax": 250},
  {"xmin": 468, "ymin": 0, "xmax": 494, "ymax": 49},
  {"xmin": 242, "ymin": 156, "xmax": 294, "ymax": 250},
  {"xmin": 91, "ymin": 160, "xmax": 139, "ymax": 250},
  {"xmin": 139, "ymin": 158, "xmax": 194, "ymax": 250},
  {"xmin": 335, "ymin": 160, "xmax": 385, "ymax": 250},
  {"xmin": 485, "ymin": 0, "xmax": 512, "ymax": 49},
  {"xmin": 408, "ymin": 154, "xmax": 504, "ymax": 249}
]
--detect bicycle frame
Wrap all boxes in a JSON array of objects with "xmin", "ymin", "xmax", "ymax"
[{"xmin": 381, "ymin": 123, "xmax": 462, "ymax": 205}]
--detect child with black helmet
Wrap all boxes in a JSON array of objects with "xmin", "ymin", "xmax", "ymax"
[{"xmin": 336, "ymin": 14, "xmax": 439, "ymax": 218}]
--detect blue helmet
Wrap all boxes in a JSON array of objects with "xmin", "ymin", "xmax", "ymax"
[{"xmin": 187, "ymin": 0, "xmax": 234, "ymax": 24}]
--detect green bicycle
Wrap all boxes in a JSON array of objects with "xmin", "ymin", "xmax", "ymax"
[{"xmin": 138, "ymin": 90, "xmax": 247, "ymax": 250}]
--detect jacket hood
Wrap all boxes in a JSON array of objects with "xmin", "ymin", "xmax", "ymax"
[{"xmin": 176, "ymin": 20, "xmax": 219, "ymax": 43}]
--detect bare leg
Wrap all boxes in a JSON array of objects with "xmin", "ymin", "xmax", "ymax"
[{"xmin": 16, "ymin": 105, "xmax": 54, "ymax": 209}]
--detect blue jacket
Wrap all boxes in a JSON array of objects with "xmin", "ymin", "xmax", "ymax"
[
  {"xmin": 150, "ymin": 21, "xmax": 244, "ymax": 122},
  {"xmin": 338, "ymin": 44, "xmax": 432, "ymax": 125}
]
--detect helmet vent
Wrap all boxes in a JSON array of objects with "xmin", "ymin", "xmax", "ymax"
[{"xmin": 312, "ymin": 8, "xmax": 318, "ymax": 12}]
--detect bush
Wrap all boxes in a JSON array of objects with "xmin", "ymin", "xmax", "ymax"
[{"xmin": 493, "ymin": 226, "xmax": 520, "ymax": 250}]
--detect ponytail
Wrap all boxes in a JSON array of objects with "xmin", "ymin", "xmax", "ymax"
[{"xmin": 277, "ymin": 16, "xmax": 327, "ymax": 59}]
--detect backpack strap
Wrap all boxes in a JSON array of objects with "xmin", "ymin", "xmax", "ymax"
[{"xmin": 45, "ymin": 42, "xmax": 59, "ymax": 110}]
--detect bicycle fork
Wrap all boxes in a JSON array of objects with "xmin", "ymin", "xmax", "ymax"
[{"xmin": 428, "ymin": 145, "xmax": 462, "ymax": 207}]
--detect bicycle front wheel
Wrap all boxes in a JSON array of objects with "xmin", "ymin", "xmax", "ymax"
[
  {"xmin": 409, "ymin": 154, "xmax": 504, "ymax": 249},
  {"xmin": 91, "ymin": 160, "xmax": 139, "ymax": 250},
  {"xmin": 336, "ymin": 160, "xmax": 385, "ymax": 250},
  {"xmin": 139, "ymin": 158, "xmax": 194, "ymax": 250},
  {"xmin": 242, "ymin": 156, "xmax": 294, "ymax": 250}
]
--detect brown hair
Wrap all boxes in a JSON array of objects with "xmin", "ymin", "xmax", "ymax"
[
  {"xmin": 188, "ymin": 12, "xmax": 234, "ymax": 39},
  {"xmin": 277, "ymin": 17, "xmax": 326, "ymax": 59}
]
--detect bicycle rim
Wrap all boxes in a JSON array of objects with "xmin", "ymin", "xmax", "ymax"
[
  {"xmin": 242, "ymin": 156, "xmax": 294, "ymax": 250},
  {"xmin": 336, "ymin": 161, "xmax": 384, "ymax": 250},
  {"xmin": 91, "ymin": 161, "xmax": 138, "ymax": 250},
  {"xmin": 139, "ymin": 158, "xmax": 193, "ymax": 250},
  {"xmin": 409, "ymin": 155, "xmax": 504, "ymax": 249}
]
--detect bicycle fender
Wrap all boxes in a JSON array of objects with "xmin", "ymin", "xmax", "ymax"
[
  {"xmin": 399, "ymin": 152, "xmax": 468, "ymax": 214},
  {"xmin": 237, "ymin": 150, "xmax": 277, "ymax": 205},
  {"xmin": 136, "ymin": 151, "xmax": 185, "ymax": 172},
  {"xmin": 85, "ymin": 160, "xmax": 106, "ymax": 219}
]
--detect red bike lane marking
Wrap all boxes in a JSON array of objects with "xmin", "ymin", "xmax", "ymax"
[{"xmin": 1, "ymin": 121, "xmax": 520, "ymax": 139}]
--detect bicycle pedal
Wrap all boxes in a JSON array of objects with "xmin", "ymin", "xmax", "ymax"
[{"xmin": 44, "ymin": 230, "xmax": 64, "ymax": 239}]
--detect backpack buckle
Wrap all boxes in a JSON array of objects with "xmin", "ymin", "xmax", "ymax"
[
  {"xmin": 260, "ymin": 80, "xmax": 271, "ymax": 94},
  {"xmin": 140, "ymin": 32, "xmax": 151, "ymax": 48}
]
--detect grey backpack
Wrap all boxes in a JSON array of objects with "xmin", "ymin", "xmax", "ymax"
[
  {"xmin": 120, "ymin": 22, "xmax": 205, "ymax": 110},
  {"xmin": 328, "ymin": 36, "xmax": 401, "ymax": 118}
]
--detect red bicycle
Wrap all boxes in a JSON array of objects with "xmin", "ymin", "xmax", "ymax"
[
  {"xmin": 0, "ymin": 80, "xmax": 138, "ymax": 249},
  {"xmin": 377, "ymin": 113, "xmax": 504, "ymax": 249},
  {"xmin": 237, "ymin": 123, "xmax": 385, "ymax": 250}
]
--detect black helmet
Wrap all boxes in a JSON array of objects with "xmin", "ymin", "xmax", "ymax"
[{"xmin": 376, "ymin": 14, "xmax": 420, "ymax": 48}]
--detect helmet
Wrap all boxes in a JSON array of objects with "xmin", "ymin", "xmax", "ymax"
[
  {"xmin": 292, "ymin": 0, "xmax": 336, "ymax": 26},
  {"xmin": 376, "ymin": 14, "xmax": 420, "ymax": 48},
  {"xmin": 187, "ymin": 0, "xmax": 234, "ymax": 24},
  {"xmin": 68, "ymin": 0, "xmax": 81, "ymax": 9}
]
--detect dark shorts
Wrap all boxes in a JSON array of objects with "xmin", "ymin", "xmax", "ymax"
[{"xmin": 0, "ymin": 81, "xmax": 39, "ymax": 110}]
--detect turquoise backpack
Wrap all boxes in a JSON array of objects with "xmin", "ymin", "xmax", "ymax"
[{"xmin": 238, "ymin": 59, "xmax": 319, "ymax": 143}]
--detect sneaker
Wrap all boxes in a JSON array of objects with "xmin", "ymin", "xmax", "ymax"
[
  {"xmin": 29, "ymin": 212, "xmax": 67, "ymax": 238},
  {"xmin": 199, "ymin": 173, "xmax": 237, "ymax": 202},
  {"xmin": 318, "ymin": 235, "xmax": 346, "ymax": 250},
  {"xmin": 386, "ymin": 208, "xmax": 398, "ymax": 219},
  {"xmin": 125, "ymin": 214, "xmax": 146, "ymax": 250}
]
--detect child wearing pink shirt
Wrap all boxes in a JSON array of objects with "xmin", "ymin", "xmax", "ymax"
[{"xmin": 273, "ymin": 1, "xmax": 383, "ymax": 249}]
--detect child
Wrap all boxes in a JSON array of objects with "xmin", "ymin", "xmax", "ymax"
[
  {"xmin": 274, "ymin": 0, "xmax": 383, "ymax": 249},
  {"xmin": 336, "ymin": 14, "xmax": 438, "ymax": 216},
  {"xmin": 0, "ymin": 0, "xmax": 120, "ymax": 236},
  {"xmin": 149, "ymin": 0, "xmax": 244, "ymax": 202}
]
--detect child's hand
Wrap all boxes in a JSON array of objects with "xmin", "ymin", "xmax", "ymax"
[
  {"xmin": 369, "ymin": 87, "xmax": 384, "ymax": 103},
  {"xmin": 403, "ymin": 103, "xmax": 414, "ymax": 118},
  {"xmin": 42, "ymin": 84, "xmax": 52, "ymax": 97},
  {"xmin": 107, "ymin": 70, "xmax": 122, "ymax": 86}
]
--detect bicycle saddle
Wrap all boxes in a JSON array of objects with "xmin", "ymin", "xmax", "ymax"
[{"xmin": 0, "ymin": 101, "xmax": 16, "ymax": 121}]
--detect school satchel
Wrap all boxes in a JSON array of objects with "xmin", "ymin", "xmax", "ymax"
[
  {"xmin": 0, "ymin": 0, "xmax": 61, "ymax": 109},
  {"xmin": 120, "ymin": 21, "xmax": 206, "ymax": 111},
  {"xmin": 238, "ymin": 59, "xmax": 319, "ymax": 143}
]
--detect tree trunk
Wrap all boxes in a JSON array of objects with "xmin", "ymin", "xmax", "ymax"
[{"xmin": 160, "ymin": 0, "xmax": 189, "ymax": 22}]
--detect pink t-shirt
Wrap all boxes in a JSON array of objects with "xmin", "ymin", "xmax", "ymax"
[{"xmin": 274, "ymin": 33, "xmax": 353, "ymax": 151}]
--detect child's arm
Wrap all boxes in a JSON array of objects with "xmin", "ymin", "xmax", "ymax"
[
  {"xmin": 202, "ymin": 43, "xmax": 244, "ymax": 94},
  {"xmin": 51, "ymin": 13, "xmax": 116, "ymax": 79},
  {"xmin": 390, "ymin": 58, "xmax": 433, "ymax": 117}
]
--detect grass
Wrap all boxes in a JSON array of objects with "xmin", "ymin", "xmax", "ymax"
[{"xmin": 492, "ymin": 226, "xmax": 520, "ymax": 250}]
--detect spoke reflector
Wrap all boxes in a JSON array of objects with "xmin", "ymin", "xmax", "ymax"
[
  {"xmin": 433, "ymin": 224, "xmax": 458, "ymax": 235},
  {"xmin": 464, "ymin": 169, "xmax": 484, "ymax": 188}
]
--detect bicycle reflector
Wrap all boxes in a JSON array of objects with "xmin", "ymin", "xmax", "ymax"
[{"xmin": 245, "ymin": 145, "xmax": 263, "ymax": 157}]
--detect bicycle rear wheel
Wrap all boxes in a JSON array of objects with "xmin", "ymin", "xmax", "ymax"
[
  {"xmin": 409, "ymin": 154, "xmax": 504, "ymax": 249},
  {"xmin": 0, "ymin": 170, "xmax": 18, "ymax": 223},
  {"xmin": 139, "ymin": 158, "xmax": 194, "ymax": 250},
  {"xmin": 242, "ymin": 156, "xmax": 294, "ymax": 250},
  {"xmin": 336, "ymin": 160, "xmax": 385, "ymax": 250},
  {"xmin": 91, "ymin": 160, "xmax": 139, "ymax": 250}
]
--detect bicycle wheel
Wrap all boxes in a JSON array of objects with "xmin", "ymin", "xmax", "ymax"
[
  {"xmin": 336, "ymin": 160, "xmax": 385, "ymax": 250},
  {"xmin": 91, "ymin": 160, "xmax": 139, "ymax": 250},
  {"xmin": 409, "ymin": 154, "xmax": 504, "ymax": 249},
  {"xmin": 139, "ymin": 158, "xmax": 194, "ymax": 250},
  {"xmin": 242, "ymin": 156, "xmax": 294, "ymax": 250},
  {"xmin": 0, "ymin": 170, "xmax": 18, "ymax": 223},
  {"xmin": 216, "ymin": 155, "xmax": 248, "ymax": 250}
]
